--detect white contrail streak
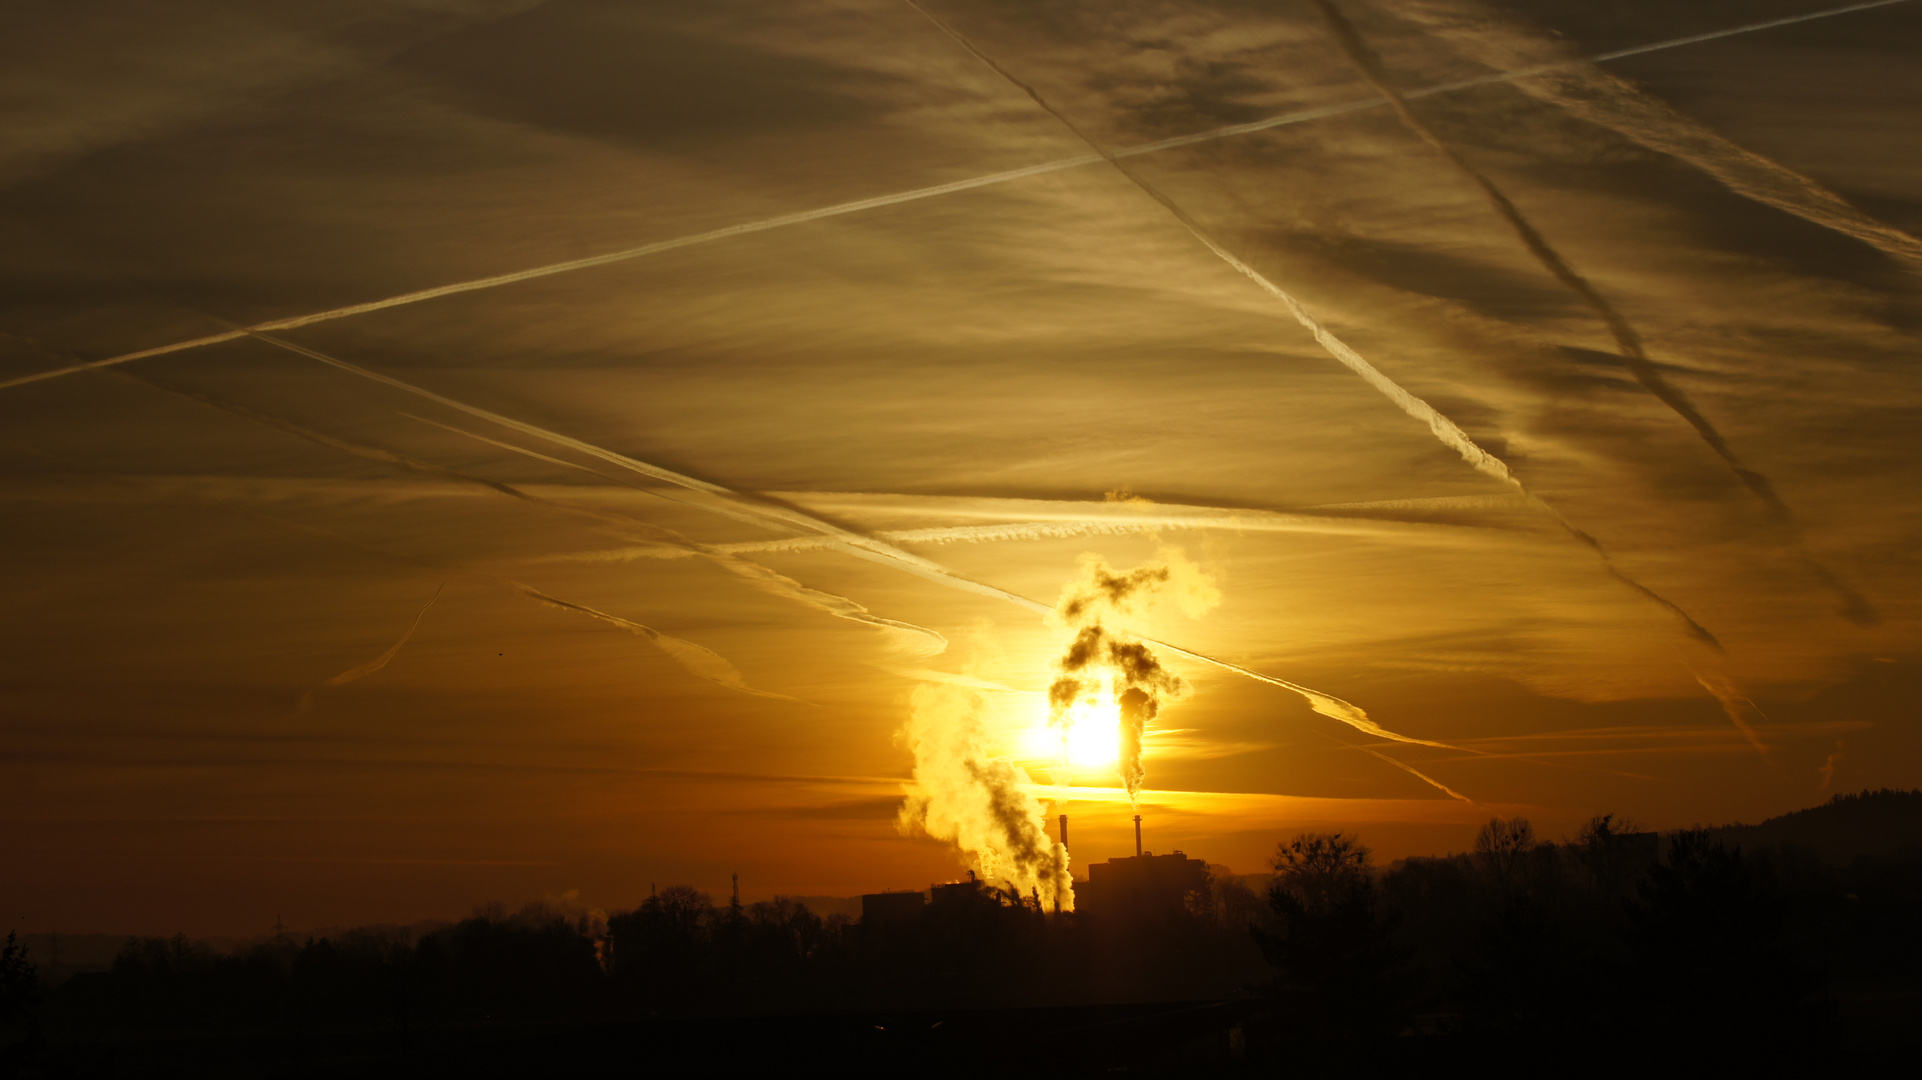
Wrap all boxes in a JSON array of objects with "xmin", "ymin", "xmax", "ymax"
[
  {"xmin": 404, "ymin": 414, "xmax": 949, "ymax": 654},
  {"xmin": 297, "ymin": 583, "xmax": 443, "ymax": 711},
  {"xmin": 1311, "ymin": 0, "xmax": 1875, "ymax": 627},
  {"xmin": 246, "ymin": 331, "xmax": 1439, "ymax": 745},
  {"xmin": 1325, "ymin": 734, "xmax": 1477, "ymax": 803},
  {"xmin": 904, "ymin": 0, "xmax": 1723, "ymax": 651},
  {"xmin": 1403, "ymin": 0, "xmax": 1922, "ymax": 269},
  {"xmin": 503, "ymin": 580, "xmax": 806, "ymax": 703},
  {"xmin": 1692, "ymin": 669, "xmax": 1771, "ymax": 754},
  {"xmin": 1156, "ymin": 640, "xmax": 1465, "ymax": 750},
  {"xmin": 0, "ymin": 3, "xmax": 1902, "ymax": 392}
]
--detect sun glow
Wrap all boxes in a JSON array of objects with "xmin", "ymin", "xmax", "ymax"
[
  {"xmin": 1061, "ymin": 692, "xmax": 1122, "ymax": 768},
  {"xmin": 1010, "ymin": 686, "xmax": 1124, "ymax": 773}
]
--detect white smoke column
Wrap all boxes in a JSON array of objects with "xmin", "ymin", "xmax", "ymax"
[
  {"xmin": 896, "ymin": 682, "xmax": 1074, "ymax": 909},
  {"xmin": 1817, "ymin": 745, "xmax": 1844, "ymax": 793}
]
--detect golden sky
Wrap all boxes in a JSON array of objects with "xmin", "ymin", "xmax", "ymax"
[{"xmin": 4, "ymin": 0, "xmax": 1921, "ymax": 935}]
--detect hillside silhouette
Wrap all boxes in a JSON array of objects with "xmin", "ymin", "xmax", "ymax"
[{"xmin": 1711, "ymin": 788, "xmax": 1922, "ymax": 862}]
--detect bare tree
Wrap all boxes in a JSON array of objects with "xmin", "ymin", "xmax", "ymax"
[{"xmin": 1475, "ymin": 817, "xmax": 1539, "ymax": 894}]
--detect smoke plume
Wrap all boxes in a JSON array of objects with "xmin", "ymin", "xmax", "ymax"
[
  {"xmin": 1817, "ymin": 746, "xmax": 1844, "ymax": 794},
  {"xmin": 1047, "ymin": 555, "xmax": 1207, "ymax": 802},
  {"xmin": 896, "ymin": 682, "xmax": 1074, "ymax": 909}
]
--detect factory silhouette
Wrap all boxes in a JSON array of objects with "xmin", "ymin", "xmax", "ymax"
[
  {"xmin": 7, "ymin": 792, "xmax": 1921, "ymax": 1074},
  {"xmin": 864, "ymin": 814, "xmax": 1210, "ymax": 926}
]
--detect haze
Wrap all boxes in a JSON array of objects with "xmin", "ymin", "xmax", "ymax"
[{"xmin": 4, "ymin": 0, "xmax": 1920, "ymax": 937}]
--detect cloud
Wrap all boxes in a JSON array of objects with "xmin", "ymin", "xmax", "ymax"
[
  {"xmin": 1399, "ymin": 0, "xmax": 1922, "ymax": 270},
  {"xmin": 903, "ymin": 0, "xmax": 1727, "ymax": 655},
  {"xmin": 1312, "ymin": 0, "xmax": 1872, "ymax": 625}
]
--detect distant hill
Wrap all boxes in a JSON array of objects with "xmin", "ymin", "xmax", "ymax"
[{"xmin": 1711, "ymin": 789, "xmax": 1922, "ymax": 864}]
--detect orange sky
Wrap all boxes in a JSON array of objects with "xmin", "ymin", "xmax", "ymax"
[{"xmin": 4, "ymin": 0, "xmax": 1922, "ymax": 937}]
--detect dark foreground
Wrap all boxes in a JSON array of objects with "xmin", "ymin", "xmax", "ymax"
[{"xmin": 8, "ymin": 793, "xmax": 1922, "ymax": 1076}]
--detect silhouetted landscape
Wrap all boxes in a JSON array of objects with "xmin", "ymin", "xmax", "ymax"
[{"xmin": 5, "ymin": 790, "xmax": 1919, "ymax": 1076}]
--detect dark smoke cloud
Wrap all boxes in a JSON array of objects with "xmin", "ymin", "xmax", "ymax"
[{"xmin": 1049, "ymin": 557, "xmax": 1196, "ymax": 801}]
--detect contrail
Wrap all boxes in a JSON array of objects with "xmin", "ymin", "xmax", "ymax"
[
  {"xmin": 1312, "ymin": 0, "xmax": 1874, "ymax": 625},
  {"xmin": 293, "ymin": 512, "xmax": 803, "ymax": 702},
  {"xmin": 1324, "ymin": 734, "xmax": 1477, "ymax": 804},
  {"xmin": 1152, "ymin": 640, "xmax": 1463, "ymax": 750},
  {"xmin": 503, "ymin": 580, "xmax": 805, "ymax": 703},
  {"xmin": 404, "ymin": 414, "xmax": 948, "ymax": 656},
  {"xmin": 297, "ymin": 583, "xmax": 443, "ymax": 711},
  {"xmin": 903, "ymin": 0, "xmax": 1724, "ymax": 651},
  {"xmin": 1692, "ymin": 669, "xmax": 1770, "ymax": 754},
  {"xmin": 1401, "ymin": 0, "xmax": 1922, "ymax": 270},
  {"xmin": 0, "ymin": 3, "xmax": 1903, "ymax": 393},
  {"xmin": 0, "ymin": 404, "xmax": 798, "ymax": 703},
  {"xmin": 242, "ymin": 330, "xmax": 1441, "ymax": 745},
  {"xmin": 114, "ymin": 359, "xmax": 951, "ymax": 656}
]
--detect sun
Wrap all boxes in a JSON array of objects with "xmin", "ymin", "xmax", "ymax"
[{"xmin": 1058, "ymin": 690, "xmax": 1122, "ymax": 769}]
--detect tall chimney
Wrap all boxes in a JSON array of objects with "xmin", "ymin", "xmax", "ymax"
[
  {"xmin": 1133, "ymin": 814, "xmax": 1143, "ymax": 857},
  {"xmin": 1059, "ymin": 814, "xmax": 1069, "ymax": 848}
]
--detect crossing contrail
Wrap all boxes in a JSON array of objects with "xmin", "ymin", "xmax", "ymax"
[
  {"xmin": 503, "ymin": 580, "xmax": 806, "ymax": 703},
  {"xmin": 1401, "ymin": 0, "xmax": 1922, "ymax": 270},
  {"xmin": 0, "ymin": 2, "xmax": 1903, "ymax": 393},
  {"xmin": 903, "ymin": 0, "xmax": 1723, "ymax": 651},
  {"xmin": 238, "ymin": 329, "xmax": 1441, "ymax": 746},
  {"xmin": 1309, "ymin": 0, "xmax": 1875, "ymax": 627},
  {"xmin": 1324, "ymin": 734, "xmax": 1477, "ymax": 803},
  {"xmin": 113, "ymin": 357, "xmax": 952, "ymax": 656},
  {"xmin": 298, "ymin": 583, "xmax": 443, "ymax": 711}
]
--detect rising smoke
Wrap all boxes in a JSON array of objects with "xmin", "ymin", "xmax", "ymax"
[
  {"xmin": 1047, "ymin": 554, "xmax": 1213, "ymax": 802},
  {"xmin": 896, "ymin": 682, "xmax": 1074, "ymax": 910}
]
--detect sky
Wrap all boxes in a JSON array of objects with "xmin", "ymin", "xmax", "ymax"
[{"xmin": 4, "ymin": 0, "xmax": 1921, "ymax": 937}]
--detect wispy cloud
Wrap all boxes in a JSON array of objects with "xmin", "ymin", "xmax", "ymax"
[
  {"xmin": 904, "ymin": 0, "xmax": 1724, "ymax": 655},
  {"xmin": 0, "ymin": 3, "xmax": 1891, "ymax": 391},
  {"xmin": 1401, "ymin": 0, "xmax": 1922, "ymax": 270},
  {"xmin": 1315, "ymin": 0, "xmax": 1873, "ymax": 625},
  {"xmin": 237, "ymin": 330, "xmax": 1439, "ymax": 746}
]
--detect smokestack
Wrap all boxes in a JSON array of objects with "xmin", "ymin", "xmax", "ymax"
[
  {"xmin": 1059, "ymin": 814, "xmax": 1069, "ymax": 848},
  {"xmin": 1134, "ymin": 814, "xmax": 1142, "ymax": 857}
]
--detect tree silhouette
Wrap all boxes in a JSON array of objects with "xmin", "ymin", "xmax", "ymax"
[
  {"xmin": 1253, "ymin": 833, "xmax": 1416, "ymax": 1042},
  {"xmin": 1, "ymin": 932, "xmax": 48, "ymax": 1073},
  {"xmin": 1627, "ymin": 830, "xmax": 1829, "ymax": 1052},
  {"xmin": 1474, "ymin": 816, "xmax": 1540, "ymax": 897}
]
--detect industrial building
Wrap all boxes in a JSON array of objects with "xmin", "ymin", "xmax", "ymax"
[{"xmin": 1073, "ymin": 814, "xmax": 1209, "ymax": 921}]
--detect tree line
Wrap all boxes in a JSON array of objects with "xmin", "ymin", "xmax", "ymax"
[{"xmin": 5, "ymin": 797, "xmax": 1919, "ymax": 1070}]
